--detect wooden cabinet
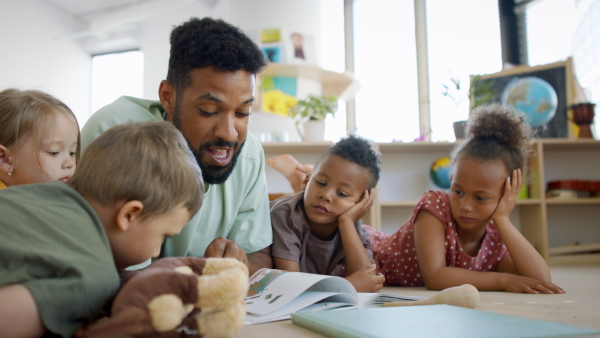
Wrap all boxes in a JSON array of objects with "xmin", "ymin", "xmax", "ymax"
[
  {"xmin": 539, "ymin": 139, "xmax": 600, "ymax": 261},
  {"xmin": 260, "ymin": 63, "xmax": 360, "ymax": 99},
  {"xmin": 262, "ymin": 139, "xmax": 600, "ymax": 261}
]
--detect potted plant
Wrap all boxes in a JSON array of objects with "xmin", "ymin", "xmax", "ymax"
[
  {"xmin": 442, "ymin": 75, "xmax": 494, "ymax": 139},
  {"xmin": 289, "ymin": 94, "xmax": 338, "ymax": 141}
]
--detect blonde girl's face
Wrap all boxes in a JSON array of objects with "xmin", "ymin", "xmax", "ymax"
[
  {"xmin": 10, "ymin": 110, "xmax": 78, "ymax": 184},
  {"xmin": 449, "ymin": 156, "xmax": 509, "ymax": 232}
]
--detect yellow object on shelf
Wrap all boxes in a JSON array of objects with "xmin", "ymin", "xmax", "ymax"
[{"xmin": 261, "ymin": 28, "xmax": 281, "ymax": 43}]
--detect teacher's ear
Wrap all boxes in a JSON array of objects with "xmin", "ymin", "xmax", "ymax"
[{"xmin": 159, "ymin": 80, "xmax": 176, "ymax": 120}]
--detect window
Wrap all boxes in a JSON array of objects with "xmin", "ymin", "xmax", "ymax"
[
  {"xmin": 90, "ymin": 50, "xmax": 144, "ymax": 124},
  {"xmin": 525, "ymin": 0, "xmax": 577, "ymax": 67},
  {"xmin": 347, "ymin": 0, "xmax": 502, "ymax": 142},
  {"xmin": 425, "ymin": 0, "xmax": 502, "ymax": 141},
  {"xmin": 321, "ymin": 0, "xmax": 347, "ymax": 142},
  {"xmin": 325, "ymin": 0, "xmax": 599, "ymax": 141},
  {"xmin": 353, "ymin": 0, "xmax": 420, "ymax": 142},
  {"xmin": 526, "ymin": 0, "xmax": 600, "ymax": 138}
]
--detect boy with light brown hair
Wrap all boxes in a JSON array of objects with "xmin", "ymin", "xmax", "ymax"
[{"xmin": 0, "ymin": 121, "xmax": 204, "ymax": 337}]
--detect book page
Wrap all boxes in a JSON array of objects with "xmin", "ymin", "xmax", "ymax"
[
  {"xmin": 246, "ymin": 268, "xmax": 357, "ymax": 316},
  {"xmin": 357, "ymin": 292, "xmax": 425, "ymax": 308},
  {"xmin": 245, "ymin": 292, "xmax": 358, "ymax": 325}
]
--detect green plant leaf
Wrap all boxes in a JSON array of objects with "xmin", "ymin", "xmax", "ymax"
[{"xmin": 289, "ymin": 94, "xmax": 338, "ymax": 125}]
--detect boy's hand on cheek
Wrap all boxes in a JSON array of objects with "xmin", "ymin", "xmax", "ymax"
[
  {"xmin": 339, "ymin": 188, "xmax": 375, "ymax": 224},
  {"xmin": 204, "ymin": 237, "xmax": 249, "ymax": 267}
]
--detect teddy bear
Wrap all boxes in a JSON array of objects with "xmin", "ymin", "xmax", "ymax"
[{"xmin": 77, "ymin": 257, "xmax": 249, "ymax": 337}]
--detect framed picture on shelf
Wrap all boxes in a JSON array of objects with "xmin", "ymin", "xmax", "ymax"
[
  {"xmin": 284, "ymin": 32, "xmax": 316, "ymax": 65},
  {"xmin": 259, "ymin": 28, "xmax": 285, "ymax": 63},
  {"xmin": 261, "ymin": 46, "xmax": 283, "ymax": 63},
  {"xmin": 470, "ymin": 58, "xmax": 576, "ymax": 138}
]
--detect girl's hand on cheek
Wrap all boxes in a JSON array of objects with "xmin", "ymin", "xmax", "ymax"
[{"xmin": 492, "ymin": 169, "xmax": 521, "ymax": 223}]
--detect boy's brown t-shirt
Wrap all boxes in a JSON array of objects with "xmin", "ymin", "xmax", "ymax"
[{"xmin": 270, "ymin": 192, "xmax": 373, "ymax": 276}]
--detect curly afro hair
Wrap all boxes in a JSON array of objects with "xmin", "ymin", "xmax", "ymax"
[
  {"xmin": 451, "ymin": 103, "xmax": 534, "ymax": 173},
  {"xmin": 166, "ymin": 17, "xmax": 267, "ymax": 93},
  {"xmin": 316, "ymin": 135, "xmax": 381, "ymax": 189}
]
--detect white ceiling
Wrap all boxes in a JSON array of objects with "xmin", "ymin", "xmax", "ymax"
[
  {"xmin": 44, "ymin": 0, "xmax": 155, "ymax": 19},
  {"xmin": 42, "ymin": 0, "xmax": 215, "ymax": 54}
]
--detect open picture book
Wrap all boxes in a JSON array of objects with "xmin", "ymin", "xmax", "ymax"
[{"xmin": 244, "ymin": 268, "xmax": 424, "ymax": 325}]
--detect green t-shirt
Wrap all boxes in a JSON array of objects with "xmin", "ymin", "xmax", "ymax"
[
  {"xmin": 0, "ymin": 182, "xmax": 119, "ymax": 337},
  {"xmin": 81, "ymin": 96, "xmax": 273, "ymax": 258}
]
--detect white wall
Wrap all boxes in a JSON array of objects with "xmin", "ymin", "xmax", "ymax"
[
  {"xmin": 137, "ymin": 0, "xmax": 322, "ymax": 99},
  {"xmin": 134, "ymin": 0, "xmax": 324, "ymax": 144},
  {"xmin": 0, "ymin": 0, "xmax": 92, "ymax": 126},
  {"xmin": 138, "ymin": 1, "xmax": 227, "ymax": 100},
  {"xmin": 0, "ymin": 0, "xmax": 322, "ymax": 126},
  {"xmin": 226, "ymin": 0, "xmax": 322, "ymax": 66},
  {"xmin": 226, "ymin": 0, "xmax": 323, "ymax": 143},
  {"xmin": 0, "ymin": 0, "xmax": 227, "ymax": 122}
]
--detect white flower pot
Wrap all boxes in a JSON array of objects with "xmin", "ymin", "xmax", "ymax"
[{"xmin": 302, "ymin": 120, "xmax": 326, "ymax": 142}]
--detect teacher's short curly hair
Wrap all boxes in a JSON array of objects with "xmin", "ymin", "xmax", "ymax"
[{"xmin": 166, "ymin": 17, "xmax": 267, "ymax": 93}]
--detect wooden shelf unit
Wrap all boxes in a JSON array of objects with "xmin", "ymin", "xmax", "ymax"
[
  {"xmin": 262, "ymin": 139, "xmax": 600, "ymax": 260},
  {"xmin": 261, "ymin": 63, "xmax": 359, "ymax": 99}
]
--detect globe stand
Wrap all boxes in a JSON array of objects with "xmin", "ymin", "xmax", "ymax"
[{"xmin": 571, "ymin": 103, "xmax": 596, "ymax": 139}]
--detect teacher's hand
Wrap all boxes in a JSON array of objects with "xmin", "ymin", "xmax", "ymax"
[{"xmin": 204, "ymin": 237, "xmax": 249, "ymax": 267}]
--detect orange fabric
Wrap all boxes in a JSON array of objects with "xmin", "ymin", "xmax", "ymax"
[{"xmin": 268, "ymin": 193, "xmax": 290, "ymax": 202}]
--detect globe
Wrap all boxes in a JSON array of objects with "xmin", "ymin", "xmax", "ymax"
[
  {"xmin": 430, "ymin": 157, "xmax": 452, "ymax": 189},
  {"xmin": 501, "ymin": 76, "xmax": 558, "ymax": 128}
]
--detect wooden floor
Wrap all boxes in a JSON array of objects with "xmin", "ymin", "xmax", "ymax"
[{"xmin": 238, "ymin": 261, "xmax": 600, "ymax": 337}]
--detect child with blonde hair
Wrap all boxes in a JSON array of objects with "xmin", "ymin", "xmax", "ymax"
[
  {"xmin": 0, "ymin": 88, "xmax": 80, "ymax": 188},
  {"xmin": 365, "ymin": 104, "xmax": 564, "ymax": 294},
  {"xmin": 0, "ymin": 121, "xmax": 204, "ymax": 337}
]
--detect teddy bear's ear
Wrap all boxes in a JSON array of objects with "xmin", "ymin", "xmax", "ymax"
[
  {"xmin": 148, "ymin": 294, "xmax": 195, "ymax": 332},
  {"xmin": 193, "ymin": 258, "xmax": 249, "ymax": 337},
  {"xmin": 202, "ymin": 257, "xmax": 249, "ymax": 276},
  {"xmin": 196, "ymin": 300, "xmax": 246, "ymax": 337},
  {"xmin": 81, "ymin": 257, "xmax": 249, "ymax": 338},
  {"xmin": 197, "ymin": 261, "xmax": 248, "ymax": 310}
]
